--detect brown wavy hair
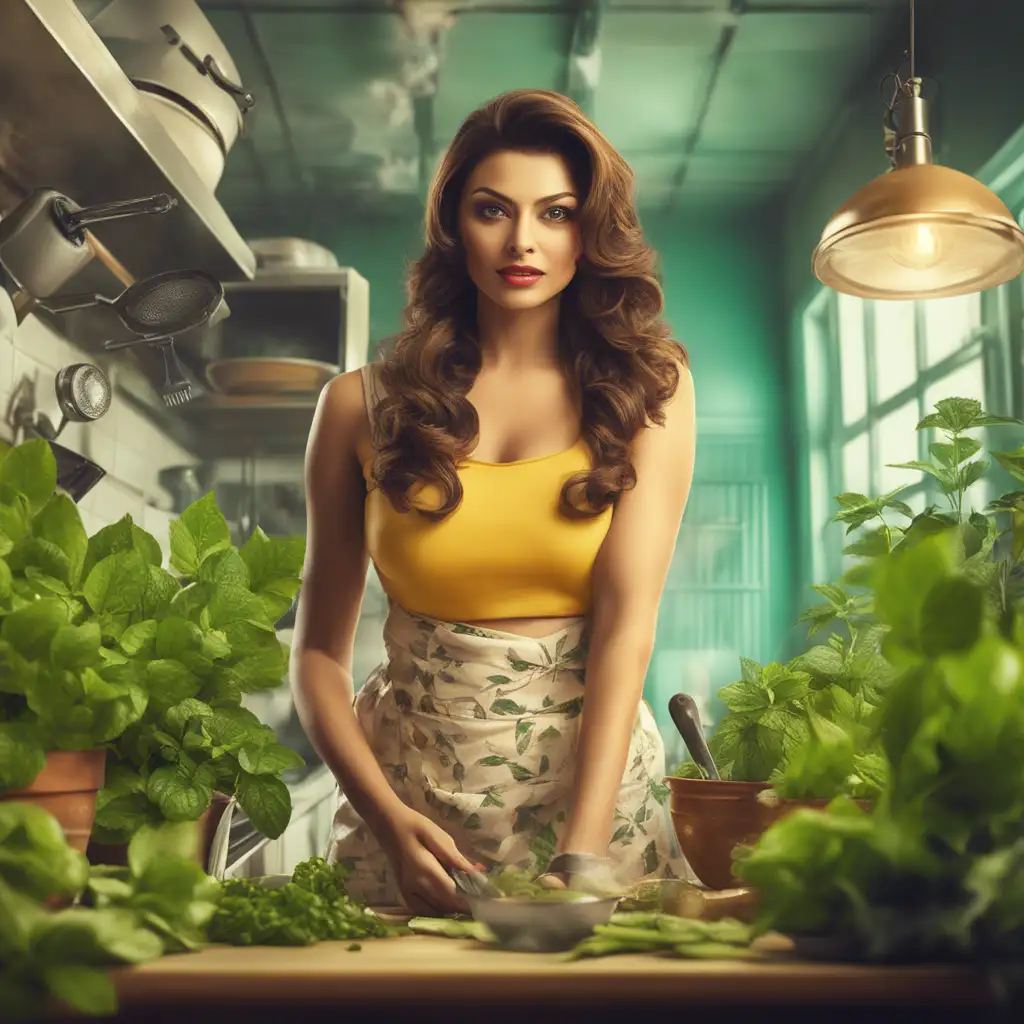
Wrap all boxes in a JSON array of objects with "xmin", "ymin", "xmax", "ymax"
[{"xmin": 372, "ymin": 89, "xmax": 688, "ymax": 521}]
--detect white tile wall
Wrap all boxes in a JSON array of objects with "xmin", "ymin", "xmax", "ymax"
[{"xmin": 0, "ymin": 312, "xmax": 196, "ymax": 547}]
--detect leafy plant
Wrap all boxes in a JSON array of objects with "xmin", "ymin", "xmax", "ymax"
[
  {"xmin": 90, "ymin": 495, "xmax": 306, "ymax": 843},
  {"xmin": 0, "ymin": 441, "xmax": 147, "ymax": 790},
  {"xmin": 726, "ymin": 396, "xmax": 1024, "ymax": 963},
  {"xmin": 0, "ymin": 802, "xmax": 217, "ymax": 1018},
  {"xmin": 673, "ymin": 398, "xmax": 1023, "ymax": 805}
]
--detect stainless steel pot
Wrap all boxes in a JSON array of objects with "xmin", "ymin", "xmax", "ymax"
[
  {"xmin": 249, "ymin": 238, "xmax": 340, "ymax": 273},
  {"xmin": 92, "ymin": 0, "xmax": 254, "ymax": 190},
  {"xmin": 0, "ymin": 189, "xmax": 176, "ymax": 298}
]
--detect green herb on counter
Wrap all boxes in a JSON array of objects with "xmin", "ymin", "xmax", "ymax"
[
  {"xmin": 487, "ymin": 866, "xmax": 598, "ymax": 901},
  {"xmin": 0, "ymin": 806, "xmax": 216, "ymax": 1019},
  {"xmin": 407, "ymin": 916, "xmax": 494, "ymax": 942},
  {"xmin": 208, "ymin": 857, "xmax": 404, "ymax": 947},
  {"xmin": 566, "ymin": 912, "xmax": 753, "ymax": 960}
]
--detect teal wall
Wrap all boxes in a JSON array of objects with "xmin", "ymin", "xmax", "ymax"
[{"xmin": 780, "ymin": 0, "xmax": 1024, "ymax": 607}]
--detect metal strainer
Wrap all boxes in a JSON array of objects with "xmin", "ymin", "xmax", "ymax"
[
  {"xmin": 38, "ymin": 269, "xmax": 228, "ymax": 408},
  {"xmin": 38, "ymin": 269, "xmax": 226, "ymax": 339}
]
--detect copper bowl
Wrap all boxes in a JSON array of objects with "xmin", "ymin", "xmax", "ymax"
[
  {"xmin": 667, "ymin": 777, "xmax": 846, "ymax": 890},
  {"xmin": 206, "ymin": 357, "xmax": 338, "ymax": 396}
]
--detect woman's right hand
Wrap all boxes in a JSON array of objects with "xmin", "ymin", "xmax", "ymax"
[{"xmin": 380, "ymin": 807, "xmax": 480, "ymax": 916}]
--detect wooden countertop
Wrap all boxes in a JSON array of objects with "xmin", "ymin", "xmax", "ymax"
[{"xmin": 111, "ymin": 932, "xmax": 992, "ymax": 1010}]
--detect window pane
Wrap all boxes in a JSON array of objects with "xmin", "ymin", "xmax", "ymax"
[
  {"xmin": 873, "ymin": 300, "xmax": 918, "ymax": 404},
  {"xmin": 809, "ymin": 447, "xmax": 830, "ymax": 584},
  {"xmin": 803, "ymin": 304, "xmax": 827, "ymax": 436},
  {"xmin": 876, "ymin": 400, "xmax": 922, "ymax": 495},
  {"xmin": 838, "ymin": 294, "xmax": 867, "ymax": 424},
  {"xmin": 923, "ymin": 358, "xmax": 985, "ymax": 417},
  {"xmin": 842, "ymin": 433, "xmax": 870, "ymax": 497},
  {"xmin": 923, "ymin": 293, "xmax": 981, "ymax": 365}
]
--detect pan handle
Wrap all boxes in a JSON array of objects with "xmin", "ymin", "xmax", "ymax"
[
  {"xmin": 58, "ymin": 194, "xmax": 177, "ymax": 236},
  {"xmin": 36, "ymin": 292, "xmax": 114, "ymax": 315}
]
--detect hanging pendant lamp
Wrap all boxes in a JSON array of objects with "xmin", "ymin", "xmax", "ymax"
[{"xmin": 812, "ymin": 0, "xmax": 1024, "ymax": 300}]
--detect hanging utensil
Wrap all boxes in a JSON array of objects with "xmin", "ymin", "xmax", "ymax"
[
  {"xmin": 668, "ymin": 693, "xmax": 720, "ymax": 781},
  {"xmin": 0, "ymin": 189, "xmax": 176, "ymax": 299},
  {"xmin": 155, "ymin": 339, "xmax": 193, "ymax": 408},
  {"xmin": 37, "ymin": 268, "xmax": 226, "ymax": 342},
  {"xmin": 12, "ymin": 363, "xmax": 113, "ymax": 441}
]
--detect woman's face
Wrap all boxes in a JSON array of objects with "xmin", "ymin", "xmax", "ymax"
[{"xmin": 457, "ymin": 148, "xmax": 583, "ymax": 312}]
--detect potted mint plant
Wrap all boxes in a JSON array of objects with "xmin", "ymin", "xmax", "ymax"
[
  {"xmin": 83, "ymin": 492, "xmax": 307, "ymax": 861},
  {"xmin": 0, "ymin": 439, "xmax": 148, "ymax": 852},
  {"xmin": 669, "ymin": 397, "xmax": 1023, "ymax": 890}
]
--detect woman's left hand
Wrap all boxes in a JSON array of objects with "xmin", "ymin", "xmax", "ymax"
[{"xmin": 535, "ymin": 871, "xmax": 570, "ymax": 890}]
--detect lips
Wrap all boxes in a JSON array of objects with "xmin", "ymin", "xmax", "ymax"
[{"xmin": 497, "ymin": 265, "xmax": 544, "ymax": 287}]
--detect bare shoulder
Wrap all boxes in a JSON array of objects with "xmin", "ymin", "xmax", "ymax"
[{"xmin": 307, "ymin": 368, "xmax": 373, "ymax": 475}]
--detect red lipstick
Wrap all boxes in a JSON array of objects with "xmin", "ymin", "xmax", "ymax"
[{"xmin": 498, "ymin": 264, "xmax": 544, "ymax": 287}]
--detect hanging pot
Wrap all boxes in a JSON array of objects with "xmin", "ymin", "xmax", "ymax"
[
  {"xmin": 93, "ymin": 0, "xmax": 255, "ymax": 190},
  {"xmin": 0, "ymin": 189, "xmax": 176, "ymax": 299}
]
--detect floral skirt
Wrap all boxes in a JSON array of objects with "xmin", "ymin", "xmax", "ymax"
[{"xmin": 326, "ymin": 600, "xmax": 690, "ymax": 905}]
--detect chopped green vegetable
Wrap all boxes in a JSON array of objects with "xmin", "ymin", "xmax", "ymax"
[
  {"xmin": 565, "ymin": 913, "xmax": 753, "ymax": 960},
  {"xmin": 407, "ymin": 916, "xmax": 494, "ymax": 942},
  {"xmin": 208, "ymin": 857, "xmax": 404, "ymax": 946}
]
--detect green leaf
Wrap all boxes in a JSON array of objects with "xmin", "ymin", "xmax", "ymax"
[
  {"xmin": 127, "ymin": 820, "xmax": 201, "ymax": 875},
  {"xmin": 0, "ymin": 439, "xmax": 56, "ymax": 510},
  {"xmin": 32, "ymin": 494, "xmax": 88, "ymax": 586},
  {"xmin": 169, "ymin": 492, "xmax": 231, "ymax": 577},
  {"xmin": 146, "ymin": 761, "xmax": 216, "ymax": 821},
  {"xmin": 960, "ymin": 459, "xmax": 990, "ymax": 491},
  {"xmin": 50, "ymin": 622, "xmax": 102, "ymax": 671},
  {"xmin": 919, "ymin": 397, "xmax": 983, "ymax": 433},
  {"xmin": 199, "ymin": 548, "xmax": 250, "ymax": 589},
  {"xmin": 229, "ymin": 640, "xmax": 289, "ymax": 691},
  {"xmin": 83, "ymin": 550, "xmax": 150, "ymax": 616},
  {"xmin": 930, "ymin": 437, "xmax": 981, "ymax": 468},
  {"xmin": 165, "ymin": 698, "xmax": 214, "ymax": 738},
  {"xmin": 6, "ymin": 536, "xmax": 72, "ymax": 585},
  {"xmin": 717, "ymin": 679, "xmax": 770, "ymax": 713},
  {"xmin": 236, "ymin": 771, "xmax": 291, "ymax": 838},
  {"xmin": 0, "ymin": 724, "xmax": 46, "ymax": 791},
  {"xmin": 120, "ymin": 619, "xmax": 158, "ymax": 657},
  {"xmin": 0, "ymin": 486, "xmax": 32, "ymax": 555},
  {"xmin": 145, "ymin": 660, "xmax": 200, "ymax": 708},
  {"xmin": 42, "ymin": 965, "xmax": 117, "ymax": 1015},
  {"xmin": 237, "ymin": 742, "xmax": 304, "ymax": 776},
  {"xmin": 886, "ymin": 460, "xmax": 957, "ymax": 492},
  {"xmin": 202, "ymin": 583, "xmax": 276, "ymax": 647},
  {"xmin": 1, "ymin": 597, "xmax": 70, "ymax": 660},
  {"xmin": 515, "ymin": 719, "xmax": 534, "ymax": 755},
  {"xmin": 919, "ymin": 577, "xmax": 984, "ymax": 657},
  {"xmin": 82, "ymin": 515, "xmax": 162, "ymax": 582},
  {"xmin": 239, "ymin": 528, "xmax": 305, "ymax": 620}
]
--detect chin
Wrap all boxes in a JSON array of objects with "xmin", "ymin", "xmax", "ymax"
[{"xmin": 479, "ymin": 280, "xmax": 571, "ymax": 312}]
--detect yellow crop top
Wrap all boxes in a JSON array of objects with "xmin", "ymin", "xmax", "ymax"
[{"xmin": 360, "ymin": 363, "xmax": 613, "ymax": 622}]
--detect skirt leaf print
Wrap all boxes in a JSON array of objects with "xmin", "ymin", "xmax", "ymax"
[{"xmin": 326, "ymin": 601, "xmax": 691, "ymax": 906}]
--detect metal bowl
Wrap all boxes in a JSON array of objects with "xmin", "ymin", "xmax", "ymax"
[{"xmin": 465, "ymin": 895, "xmax": 619, "ymax": 953}]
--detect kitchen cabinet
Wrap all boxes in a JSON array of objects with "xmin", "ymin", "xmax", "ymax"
[{"xmin": 99, "ymin": 933, "xmax": 996, "ymax": 1024}]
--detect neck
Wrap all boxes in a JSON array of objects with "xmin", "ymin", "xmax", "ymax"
[{"xmin": 475, "ymin": 293, "xmax": 562, "ymax": 370}]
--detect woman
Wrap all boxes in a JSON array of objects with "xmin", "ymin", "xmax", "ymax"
[{"xmin": 292, "ymin": 89, "xmax": 696, "ymax": 916}]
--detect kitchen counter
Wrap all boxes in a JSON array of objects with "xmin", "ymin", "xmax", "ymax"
[{"xmin": 99, "ymin": 932, "xmax": 1001, "ymax": 1024}]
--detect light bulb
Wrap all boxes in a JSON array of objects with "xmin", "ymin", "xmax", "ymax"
[{"xmin": 889, "ymin": 222, "xmax": 943, "ymax": 270}]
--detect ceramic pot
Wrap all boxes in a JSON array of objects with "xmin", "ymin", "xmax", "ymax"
[
  {"xmin": 667, "ymin": 777, "xmax": 866, "ymax": 890},
  {"xmin": 1, "ymin": 750, "xmax": 107, "ymax": 853}
]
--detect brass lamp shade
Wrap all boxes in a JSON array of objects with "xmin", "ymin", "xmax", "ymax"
[{"xmin": 812, "ymin": 163, "xmax": 1024, "ymax": 300}]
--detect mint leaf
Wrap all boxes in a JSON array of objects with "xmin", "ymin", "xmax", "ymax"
[
  {"xmin": 199, "ymin": 548, "xmax": 250, "ymax": 589},
  {"xmin": 145, "ymin": 660, "xmax": 200, "ymax": 708},
  {"xmin": 42, "ymin": 965, "xmax": 117, "ymax": 1015},
  {"xmin": 0, "ymin": 724, "xmax": 46, "ymax": 791},
  {"xmin": 230, "ymin": 640, "xmax": 289, "ymax": 691},
  {"xmin": 169, "ymin": 492, "xmax": 231, "ymax": 577},
  {"xmin": 240, "ymin": 528, "xmax": 305, "ymax": 619},
  {"xmin": 1, "ymin": 598, "xmax": 70, "ymax": 660},
  {"xmin": 146, "ymin": 761, "xmax": 216, "ymax": 821},
  {"xmin": 236, "ymin": 771, "xmax": 291, "ymax": 838},
  {"xmin": 127, "ymin": 820, "xmax": 201, "ymax": 875},
  {"xmin": 237, "ymin": 742, "xmax": 304, "ymax": 775},
  {"xmin": 50, "ymin": 622, "xmax": 102, "ymax": 671},
  {"xmin": 6, "ymin": 536, "xmax": 72, "ymax": 586},
  {"xmin": 202, "ymin": 583, "xmax": 276, "ymax": 647},
  {"xmin": 0, "ymin": 486, "xmax": 32, "ymax": 556},
  {"xmin": 204, "ymin": 706, "xmax": 267, "ymax": 749},
  {"xmin": 166, "ymin": 698, "xmax": 214, "ymax": 739},
  {"xmin": 83, "ymin": 550, "xmax": 149, "ymax": 616},
  {"xmin": 32, "ymin": 494, "xmax": 87, "ymax": 586},
  {"xmin": 119, "ymin": 619, "xmax": 158, "ymax": 657},
  {"xmin": 139, "ymin": 565, "xmax": 178, "ymax": 620},
  {"xmin": 0, "ymin": 439, "xmax": 56, "ymax": 510}
]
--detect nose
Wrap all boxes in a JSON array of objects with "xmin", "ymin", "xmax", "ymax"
[{"xmin": 508, "ymin": 215, "xmax": 534, "ymax": 258}]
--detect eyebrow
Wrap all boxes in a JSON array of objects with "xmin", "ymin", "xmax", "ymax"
[{"xmin": 470, "ymin": 187, "xmax": 577, "ymax": 206}]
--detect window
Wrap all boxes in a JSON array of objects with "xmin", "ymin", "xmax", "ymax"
[{"xmin": 801, "ymin": 287, "xmax": 1000, "ymax": 584}]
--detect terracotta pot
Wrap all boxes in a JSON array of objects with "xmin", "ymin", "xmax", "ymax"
[
  {"xmin": 87, "ymin": 791, "xmax": 232, "ymax": 870},
  {"xmin": 667, "ymin": 777, "xmax": 866, "ymax": 890},
  {"xmin": 1, "ymin": 750, "xmax": 106, "ymax": 854}
]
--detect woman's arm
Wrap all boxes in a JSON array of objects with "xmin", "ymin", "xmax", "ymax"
[
  {"xmin": 289, "ymin": 371, "xmax": 409, "ymax": 839},
  {"xmin": 558, "ymin": 361, "xmax": 696, "ymax": 858}
]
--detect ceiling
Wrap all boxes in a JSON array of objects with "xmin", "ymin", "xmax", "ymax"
[{"xmin": 195, "ymin": 0, "xmax": 909, "ymax": 225}]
